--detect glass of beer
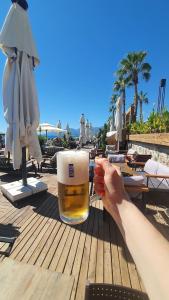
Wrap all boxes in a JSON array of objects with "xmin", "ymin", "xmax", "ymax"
[{"xmin": 57, "ymin": 150, "xmax": 89, "ymax": 225}]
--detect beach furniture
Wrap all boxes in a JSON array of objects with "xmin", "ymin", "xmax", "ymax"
[
  {"xmin": 141, "ymin": 159, "xmax": 169, "ymax": 190},
  {"xmin": 85, "ymin": 283, "xmax": 149, "ymax": 300},
  {"xmin": 40, "ymin": 152, "xmax": 57, "ymax": 173},
  {"xmin": 0, "ymin": 224, "xmax": 19, "ymax": 256},
  {"xmin": 0, "ymin": 156, "xmax": 37, "ymax": 175},
  {"xmin": 42, "ymin": 145, "xmax": 64, "ymax": 156}
]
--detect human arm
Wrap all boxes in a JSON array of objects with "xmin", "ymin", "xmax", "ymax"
[{"xmin": 94, "ymin": 158, "xmax": 169, "ymax": 300}]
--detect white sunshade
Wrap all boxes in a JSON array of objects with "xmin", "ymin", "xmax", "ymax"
[
  {"xmin": 115, "ymin": 96, "xmax": 123, "ymax": 142},
  {"xmin": 37, "ymin": 123, "xmax": 67, "ymax": 133},
  {"xmin": 0, "ymin": 3, "xmax": 42, "ymax": 169}
]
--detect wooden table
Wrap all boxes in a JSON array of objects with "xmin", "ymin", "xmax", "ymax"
[{"xmin": 0, "ymin": 259, "xmax": 74, "ymax": 300}]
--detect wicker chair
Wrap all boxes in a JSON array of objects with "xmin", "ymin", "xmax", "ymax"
[
  {"xmin": 40, "ymin": 152, "xmax": 57, "ymax": 173},
  {"xmin": 85, "ymin": 283, "xmax": 149, "ymax": 300}
]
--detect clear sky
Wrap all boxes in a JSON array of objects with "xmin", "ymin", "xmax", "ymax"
[{"xmin": 0, "ymin": 0, "xmax": 169, "ymax": 131}]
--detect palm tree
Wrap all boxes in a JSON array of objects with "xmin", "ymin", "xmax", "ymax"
[
  {"xmin": 109, "ymin": 94, "xmax": 118, "ymax": 130},
  {"xmin": 138, "ymin": 91, "xmax": 149, "ymax": 122},
  {"xmin": 118, "ymin": 51, "xmax": 151, "ymax": 121},
  {"xmin": 114, "ymin": 72, "xmax": 127, "ymax": 127}
]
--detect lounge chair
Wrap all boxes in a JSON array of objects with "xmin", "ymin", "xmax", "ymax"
[
  {"xmin": 85, "ymin": 283, "xmax": 149, "ymax": 300},
  {"xmin": 40, "ymin": 152, "xmax": 57, "ymax": 172},
  {"xmin": 139, "ymin": 159, "xmax": 169, "ymax": 191},
  {"xmin": 0, "ymin": 224, "xmax": 19, "ymax": 256},
  {"xmin": 42, "ymin": 145, "xmax": 64, "ymax": 157},
  {"xmin": 0, "ymin": 156, "xmax": 37, "ymax": 175}
]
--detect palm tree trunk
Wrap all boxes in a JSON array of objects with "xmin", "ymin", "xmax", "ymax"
[
  {"xmin": 134, "ymin": 83, "xmax": 138, "ymax": 122},
  {"xmin": 140, "ymin": 100, "xmax": 143, "ymax": 122},
  {"xmin": 122, "ymin": 89, "xmax": 126, "ymax": 127}
]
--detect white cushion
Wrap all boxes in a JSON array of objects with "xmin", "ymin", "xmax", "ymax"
[
  {"xmin": 127, "ymin": 149, "xmax": 137, "ymax": 155},
  {"xmin": 157, "ymin": 163, "xmax": 169, "ymax": 176},
  {"xmin": 144, "ymin": 159, "xmax": 158, "ymax": 174},
  {"xmin": 123, "ymin": 176, "xmax": 144, "ymax": 186},
  {"xmin": 156, "ymin": 163, "xmax": 169, "ymax": 188}
]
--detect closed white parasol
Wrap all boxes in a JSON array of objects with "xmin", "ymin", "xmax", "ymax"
[
  {"xmin": 115, "ymin": 96, "xmax": 123, "ymax": 148},
  {"xmin": 0, "ymin": 1, "xmax": 47, "ymax": 202},
  {"xmin": 0, "ymin": 2, "xmax": 42, "ymax": 170}
]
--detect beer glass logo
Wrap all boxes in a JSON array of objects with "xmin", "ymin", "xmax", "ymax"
[{"xmin": 68, "ymin": 164, "xmax": 74, "ymax": 177}]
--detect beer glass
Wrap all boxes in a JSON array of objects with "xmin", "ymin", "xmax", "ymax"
[{"xmin": 57, "ymin": 150, "xmax": 89, "ymax": 225}]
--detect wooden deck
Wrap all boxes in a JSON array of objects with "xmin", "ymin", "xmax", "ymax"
[{"xmin": 0, "ymin": 172, "xmax": 169, "ymax": 299}]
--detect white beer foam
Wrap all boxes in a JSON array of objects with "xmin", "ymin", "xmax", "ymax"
[{"xmin": 57, "ymin": 150, "xmax": 89, "ymax": 185}]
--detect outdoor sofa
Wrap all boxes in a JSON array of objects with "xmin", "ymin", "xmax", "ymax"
[{"xmin": 138, "ymin": 159, "xmax": 169, "ymax": 191}]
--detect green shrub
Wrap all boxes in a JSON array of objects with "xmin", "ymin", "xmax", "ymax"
[
  {"xmin": 97, "ymin": 123, "xmax": 108, "ymax": 151},
  {"xmin": 38, "ymin": 135, "xmax": 46, "ymax": 146},
  {"xmin": 129, "ymin": 109, "xmax": 169, "ymax": 134}
]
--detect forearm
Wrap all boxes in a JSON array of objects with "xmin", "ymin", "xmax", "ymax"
[{"xmin": 111, "ymin": 198, "xmax": 169, "ymax": 300}]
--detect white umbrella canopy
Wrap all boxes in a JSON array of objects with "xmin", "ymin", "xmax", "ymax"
[
  {"xmin": 115, "ymin": 96, "xmax": 123, "ymax": 143},
  {"xmin": 0, "ymin": 2, "xmax": 42, "ymax": 170},
  {"xmin": 37, "ymin": 123, "xmax": 67, "ymax": 139},
  {"xmin": 37, "ymin": 123, "xmax": 67, "ymax": 134}
]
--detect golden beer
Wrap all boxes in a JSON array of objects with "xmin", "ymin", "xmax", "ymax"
[
  {"xmin": 58, "ymin": 182, "xmax": 89, "ymax": 220},
  {"xmin": 57, "ymin": 150, "xmax": 89, "ymax": 224}
]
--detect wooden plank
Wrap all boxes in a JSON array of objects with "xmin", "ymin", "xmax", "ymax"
[
  {"xmin": 103, "ymin": 212, "xmax": 113, "ymax": 284},
  {"xmin": 75, "ymin": 201, "xmax": 96, "ymax": 300},
  {"xmin": 124, "ymin": 244, "xmax": 141, "ymax": 290},
  {"xmin": 10, "ymin": 200, "xmax": 55, "ymax": 259},
  {"xmin": 95, "ymin": 200, "xmax": 104, "ymax": 283},
  {"xmin": 109, "ymin": 218, "xmax": 122, "ymax": 285},
  {"xmin": 0, "ymin": 207, "xmax": 35, "ymax": 257},
  {"xmin": 117, "ymin": 227, "xmax": 131, "ymax": 288},
  {"xmin": 0, "ymin": 259, "xmax": 74, "ymax": 300},
  {"xmin": 42, "ymin": 222, "xmax": 66, "ymax": 269},
  {"xmin": 0, "ymin": 207, "xmax": 16, "ymax": 222},
  {"xmin": 70, "ymin": 218, "xmax": 88, "ymax": 300},
  {"xmin": 12, "ymin": 202, "xmax": 55, "ymax": 262},
  {"xmin": 20, "ymin": 206, "xmax": 58, "ymax": 264},
  {"xmin": 87, "ymin": 201, "xmax": 98, "ymax": 283},
  {"xmin": 49, "ymin": 225, "xmax": 72, "ymax": 271},
  {"xmin": 63, "ymin": 225, "xmax": 82, "ymax": 275},
  {"xmin": 56, "ymin": 226, "xmax": 76, "ymax": 272},
  {"xmin": 129, "ymin": 133, "xmax": 169, "ymax": 146},
  {"xmin": 34, "ymin": 221, "xmax": 62, "ymax": 267}
]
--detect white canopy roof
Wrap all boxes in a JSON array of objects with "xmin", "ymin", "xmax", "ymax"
[{"xmin": 38, "ymin": 123, "xmax": 66, "ymax": 133}]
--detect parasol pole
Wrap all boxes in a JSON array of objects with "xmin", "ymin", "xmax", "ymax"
[{"xmin": 11, "ymin": 0, "xmax": 29, "ymax": 186}]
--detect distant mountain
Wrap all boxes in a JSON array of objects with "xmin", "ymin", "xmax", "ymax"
[
  {"xmin": 70, "ymin": 127, "xmax": 101, "ymax": 137},
  {"xmin": 40, "ymin": 127, "xmax": 101, "ymax": 138}
]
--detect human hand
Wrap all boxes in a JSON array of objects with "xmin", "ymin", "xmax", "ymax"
[{"xmin": 94, "ymin": 158, "xmax": 129, "ymax": 222}]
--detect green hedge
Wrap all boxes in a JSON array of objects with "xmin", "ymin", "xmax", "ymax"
[{"xmin": 128, "ymin": 110, "xmax": 169, "ymax": 134}]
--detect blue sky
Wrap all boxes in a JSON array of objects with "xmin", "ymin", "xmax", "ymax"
[{"xmin": 0, "ymin": 0, "xmax": 169, "ymax": 131}]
